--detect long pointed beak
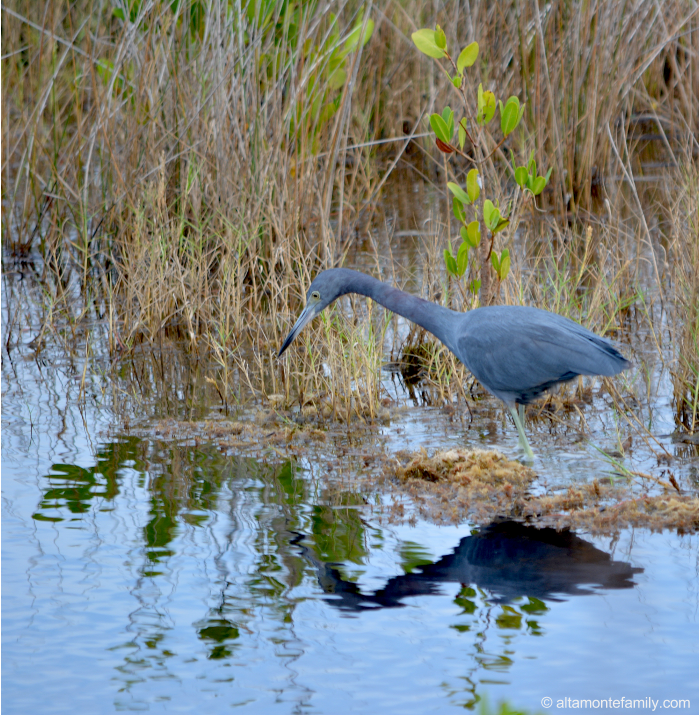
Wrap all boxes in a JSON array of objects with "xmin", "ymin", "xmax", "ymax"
[{"xmin": 278, "ymin": 300, "xmax": 320, "ymax": 357}]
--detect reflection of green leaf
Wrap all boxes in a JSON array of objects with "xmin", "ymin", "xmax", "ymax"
[
  {"xmin": 199, "ymin": 622, "xmax": 240, "ymax": 643},
  {"xmin": 520, "ymin": 596, "xmax": 548, "ymax": 614},
  {"xmin": 398, "ymin": 541, "xmax": 435, "ymax": 573},
  {"xmin": 144, "ymin": 508, "xmax": 178, "ymax": 554},
  {"xmin": 450, "ymin": 623, "xmax": 471, "ymax": 632},
  {"xmin": 496, "ymin": 605, "xmax": 522, "ymax": 630},
  {"xmin": 310, "ymin": 500, "xmax": 368, "ymax": 565},
  {"xmin": 455, "ymin": 596, "xmax": 477, "ymax": 614},
  {"xmin": 411, "ymin": 28, "xmax": 446, "ymax": 58},
  {"xmin": 31, "ymin": 513, "xmax": 64, "ymax": 522}
]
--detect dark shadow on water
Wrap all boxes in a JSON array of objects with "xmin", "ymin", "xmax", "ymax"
[{"xmin": 293, "ymin": 520, "xmax": 643, "ymax": 612}]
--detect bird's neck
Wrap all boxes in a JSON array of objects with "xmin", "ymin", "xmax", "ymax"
[{"xmin": 341, "ymin": 271, "xmax": 459, "ymax": 353}]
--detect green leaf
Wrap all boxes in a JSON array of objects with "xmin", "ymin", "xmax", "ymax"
[
  {"xmin": 527, "ymin": 150, "xmax": 536, "ymax": 176},
  {"xmin": 434, "ymin": 25, "xmax": 447, "ymax": 50},
  {"xmin": 493, "ymin": 218, "xmax": 510, "ymax": 234},
  {"xmin": 444, "ymin": 249, "xmax": 458, "ymax": 276},
  {"xmin": 466, "ymin": 220, "xmax": 481, "ymax": 247},
  {"xmin": 456, "ymin": 241, "xmax": 469, "ymax": 277},
  {"xmin": 476, "ymin": 84, "xmax": 496, "ymax": 125},
  {"xmin": 345, "ymin": 18, "xmax": 375, "ymax": 52},
  {"xmin": 466, "ymin": 168, "xmax": 480, "ymax": 203},
  {"xmin": 483, "ymin": 199, "xmax": 501, "ymax": 230},
  {"xmin": 442, "ymin": 106, "xmax": 454, "ymax": 139},
  {"xmin": 544, "ymin": 167, "xmax": 553, "ymax": 183},
  {"xmin": 452, "ymin": 75, "xmax": 462, "ymax": 88},
  {"xmin": 318, "ymin": 100, "xmax": 339, "ymax": 126},
  {"xmin": 469, "ymin": 279, "xmax": 481, "ymax": 295},
  {"xmin": 412, "ymin": 29, "xmax": 446, "ymax": 58},
  {"xmin": 457, "ymin": 41, "xmax": 479, "ymax": 73},
  {"xmin": 514, "ymin": 166, "xmax": 528, "ymax": 187},
  {"xmin": 530, "ymin": 176, "xmax": 546, "ymax": 195},
  {"xmin": 499, "ymin": 96, "xmax": 520, "ymax": 136},
  {"xmin": 491, "ymin": 250, "xmax": 500, "ymax": 273},
  {"xmin": 447, "ymin": 182, "xmax": 471, "ymax": 206},
  {"xmin": 430, "ymin": 113, "xmax": 451, "ymax": 143},
  {"xmin": 453, "ymin": 197, "xmax": 466, "ymax": 223},
  {"xmin": 458, "ymin": 120, "xmax": 466, "ymax": 149},
  {"xmin": 499, "ymin": 249, "xmax": 511, "ymax": 279},
  {"xmin": 97, "ymin": 59, "xmax": 114, "ymax": 84},
  {"xmin": 328, "ymin": 68, "xmax": 346, "ymax": 90}
]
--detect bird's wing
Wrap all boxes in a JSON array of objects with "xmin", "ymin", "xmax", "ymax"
[{"xmin": 455, "ymin": 310, "xmax": 625, "ymax": 403}]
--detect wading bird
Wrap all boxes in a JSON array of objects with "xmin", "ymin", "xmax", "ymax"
[{"xmin": 278, "ymin": 269, "xmax": 630, "ymax": 459}]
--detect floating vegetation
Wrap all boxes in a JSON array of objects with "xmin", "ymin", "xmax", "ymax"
[{"xmin": 385, "ymin": 448, "xmax": 698, "ymax": 534}]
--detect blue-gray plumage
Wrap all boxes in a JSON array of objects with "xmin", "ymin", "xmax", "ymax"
[{"xmin": 278, "ymin": 269, "xmax": 630, "ymax": 458}]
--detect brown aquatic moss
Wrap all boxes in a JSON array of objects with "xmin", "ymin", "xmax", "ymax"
[{"xmin": 387, "ymin": 448, "xmax": 698, "ymax": 534}]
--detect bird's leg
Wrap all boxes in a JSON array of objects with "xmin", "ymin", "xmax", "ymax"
[{"xmin": 509, "ymin": 405, "xmax": 534, "ymax": 460}]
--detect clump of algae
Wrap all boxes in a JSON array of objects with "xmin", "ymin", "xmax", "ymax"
[
  {"xmin": 391, "ymin": 448, "xmax": 537, "ymax": 526},
  {"xmin": 388, "ymin": 448, "xmax": 698, "ymax": 534}
]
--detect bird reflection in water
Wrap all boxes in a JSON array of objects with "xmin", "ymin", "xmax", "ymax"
[{"xmin": 292, "ymin": 521, "xmax": 642, "ymax": 612}]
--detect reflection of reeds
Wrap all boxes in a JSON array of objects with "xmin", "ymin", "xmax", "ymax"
[{"xmin": 2, "ymin": 0, "xmax": 697, "ymax": 425}]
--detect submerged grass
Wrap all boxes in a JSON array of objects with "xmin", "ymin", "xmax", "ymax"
[{"xmin": 1, "ymin": 0, "xmax": 698, "ymax": 441}]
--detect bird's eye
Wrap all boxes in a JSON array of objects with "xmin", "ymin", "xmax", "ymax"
[{"xmin": 311, "ymin": 291, "xmax": 320, "ymax": 300}]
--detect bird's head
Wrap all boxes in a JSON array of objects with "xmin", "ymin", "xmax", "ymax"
[{"xmin": 278, "ymin": 270, "xmax": 351, "ymax": 357}]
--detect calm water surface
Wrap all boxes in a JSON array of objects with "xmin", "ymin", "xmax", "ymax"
[{"xmin": 2, "ymin": 353, "xmax": 698, "ymax": 714}]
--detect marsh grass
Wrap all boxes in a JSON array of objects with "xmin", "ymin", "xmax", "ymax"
[
  {"xmin": 663, "ymin": 155, "xmax": 699, "ymax": 433},
  {"xmin": 2, "ymin": 0, "xmax": 697, "ymax": 435}
]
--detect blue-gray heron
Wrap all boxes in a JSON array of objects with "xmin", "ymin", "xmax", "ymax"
[{"xmin": 278, "ymin": 269, "xmax": 630, "ymax": 458}]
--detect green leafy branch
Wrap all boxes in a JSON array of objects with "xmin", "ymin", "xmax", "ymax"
[{"xmin": 412, "ymin": 25, "xmax": 552, "ymax": 296}]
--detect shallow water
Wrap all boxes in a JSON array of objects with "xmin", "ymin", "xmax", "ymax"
[{"xmin": 2, "ymin": 361, "xmax": 698, "ymax": 714}]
